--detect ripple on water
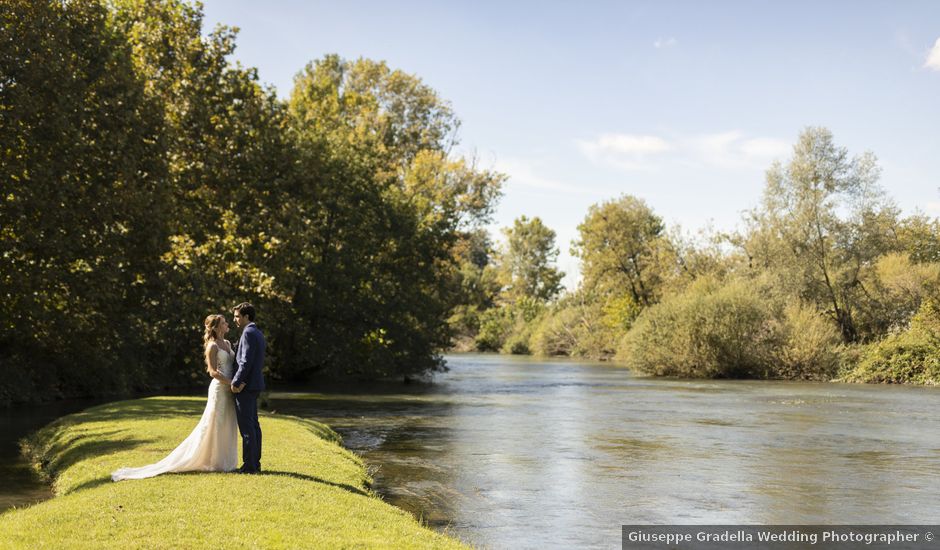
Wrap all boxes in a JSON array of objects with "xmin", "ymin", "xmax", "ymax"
[{"xmin": 694, "ymin": 418, "xmax": 738, "ymax": 427}]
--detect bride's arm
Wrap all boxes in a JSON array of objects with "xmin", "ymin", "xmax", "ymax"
[{"xmin": 204, "ymin": 344, "xmax": 232, "ymax": 385}]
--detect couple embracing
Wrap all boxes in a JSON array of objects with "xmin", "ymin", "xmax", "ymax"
[{"xmin": 111, "ymin": 302, "xmax": 265, "ymax": 481}]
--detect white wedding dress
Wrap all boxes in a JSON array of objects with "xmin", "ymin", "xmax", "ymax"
[{"xmin": 112, "ymin": 348, "xmax": 239, "ymax": 481}]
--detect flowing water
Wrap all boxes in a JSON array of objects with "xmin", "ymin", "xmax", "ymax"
[
  {"xmin": 4, "ymin": 354, "xmax": 940, "ymax": 548},
  {"xmin": 272, "ymin": 354, "xmax": 940, "ymax": 548}
]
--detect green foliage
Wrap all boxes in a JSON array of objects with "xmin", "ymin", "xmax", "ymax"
[
  {"xmin": 742, "ymin": 127, "xmax": 899, "ymax": 343},
  {"xmin": 601, "ymin": 293, "xmax": 642, "ymax": 332},
  {"xmin": 895, "ymin": 213, "xmax": 940, "ymax": 264},
  {"xmin": 0, "ymin": 0, "xmax": 170, "ymax": 402},
  {"xmin": 618, "ymin": 275, "xmax": 846, "ymax": 380},
  {"xmin": 842, "ymin": 335, "xmax": 940, "ymax": 385},
  {"xmin": 772, "ymin": 302, "xmax": 843, "ymax": 380},
  {"xmin": 447, "ymin": 229, "xmax": 501, "ymax": 348},
  {"xmin": 498, "ymin": 216, "xmax": 564, "ymax": 303},
  {"xmin": 473, "ymin": 297, "xmax": 545, "ymax": 353},
  {"xmin": 474, "ymin": 306, "xmax": 516, "ymax": 352},
  {"xmin": 283, "ymin": 56, "xmax": 503, "ymax": 379},
  {"xmin": 911, "ymin": 297, "xmax": 940, "ymax": 339},
  {"xmin": 1, "ymin": 398, "xmax": 467, "ymax": 548},
  {"xmin": 854, "ymin": 252, "xmax": 940, "ymax": 337},
  {"xmin": 530, "ymin": 291, "xmax": 618, "ymax": 359},
  {"xmin": 1, "ymin": 0, "xmax": 503, "ymax": 404},
  {"xmin": 841, "ymin": 299, "xmax": 940, "ymax": 384},
  {"xmin": 618, "ymin": 278, "xmax": 778, "ymax": 378},
  {"xmin": 572, "ymin": 195, "xmax": 669, "ymax": 307}
]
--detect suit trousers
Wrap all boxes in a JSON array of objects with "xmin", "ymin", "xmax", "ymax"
[{"xmin": 234, "ymin": 390, "xmax": 262, "ymax": 472}]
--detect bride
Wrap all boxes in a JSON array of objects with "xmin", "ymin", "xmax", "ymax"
[{"xmin": 111, "ymin": 314, "xmax": 239, "ymax": 481}]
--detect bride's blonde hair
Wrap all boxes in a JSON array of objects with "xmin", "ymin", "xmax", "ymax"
[{"xmin": 203, "ymin": 314, "xmax": 223, "ymax": 346}]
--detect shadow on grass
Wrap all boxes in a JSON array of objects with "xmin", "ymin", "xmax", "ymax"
[
  {"xmin": 68, "ymin": 398, "xmax": 207, "ymax": 423},
  {"xmin": 262, "ymin": 470, "xmax": 369, "ymax": 497},
  {"xmin": 22, "ymin": 398, "xmax": 209, "ymax": 492},
  {"xmin": 67, "ymin": 476, "xmax": 113, "ymax": 494},
  {"xmin": 48, "ymin": 437, "xmax": 156, "ymax": 492}
]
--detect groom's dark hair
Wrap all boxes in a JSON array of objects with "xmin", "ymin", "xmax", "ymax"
[{"xmin": 234, "ymin": 302, "xmax": 256, "ymax": 322}]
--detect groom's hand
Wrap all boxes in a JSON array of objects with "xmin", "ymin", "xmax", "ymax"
[{"xmin": 231, "ymin": 382, "xmax": 246, "ymax": 393}]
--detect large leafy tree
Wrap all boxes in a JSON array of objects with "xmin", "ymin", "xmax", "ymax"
[
  {"xmin": 742, "ymin": 127, "xmax": 900, "ymax": 342},
  {"xmin": 0, "ymin": 0, "xmax": 169, "ymax": 402},
  {"xmin": 572, "ymin": 195, "xmax": 669, "ymax": 308},
  {"xmin": 282, "ymin": 55, "xmax": 503, "ymax": 378},
  {"xmin": 107, "ymin": 0, "xmax": 294, "ymax": 382},
  {"xmin": 498, "ymin": 216, "xmax": 564, "ymax": 304}
]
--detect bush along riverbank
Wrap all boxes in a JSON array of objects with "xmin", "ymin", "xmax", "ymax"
[{"xmin": 0, "ymin": 397, "xmax": 467, "ymax": 549}]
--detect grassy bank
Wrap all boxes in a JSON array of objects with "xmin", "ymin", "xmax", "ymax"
[{"xmin": 0, "ymin": 397, "xmax": 467, "ymax": 549}]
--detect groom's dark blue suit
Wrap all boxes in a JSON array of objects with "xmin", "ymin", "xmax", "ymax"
[{"xmin": 232, "ymin": 322, "xmax": 265, "ymax": 472}]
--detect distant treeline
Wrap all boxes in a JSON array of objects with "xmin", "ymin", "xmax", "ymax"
[
  {"xmin": 0, "ymin": 0, "xmax": 503, "ymax": 405},
  {"xmin": 453, "ymin": 128, "xmax": 940, "ymax": 385}
]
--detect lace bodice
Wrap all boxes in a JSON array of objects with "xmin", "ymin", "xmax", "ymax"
[{"xmin": 217, "ymin": 347, "xmax": 235, "ymax": 378}]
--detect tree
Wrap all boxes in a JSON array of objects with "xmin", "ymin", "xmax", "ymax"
[
  {"xmin": 0, "ymin": 0, "xmax": 169, "ymax": 403},
  {"xmin": 743, "ymin": 127, "xmax": 898, "ymax": 342},
  {"xmin": 572, "ymin": 195, "xmax": 668, "ymax": 307},
  {"xmin": 498, "ymin": 216, "xmax": 564, "ymax": 303},
  {"xmin": 282, "ymin": 55, "xmax": 503, "ymax": 378},
  {"xmin": 895, "ymin": 213, "xmax": 940, "ymax": 264},
  {"xmin": 109, "ymin": 0, "xmax": 294, "ymax": 383},
  {"xmin": 448, "ymin": 229, "xmax": 502, "ymax": 343}
]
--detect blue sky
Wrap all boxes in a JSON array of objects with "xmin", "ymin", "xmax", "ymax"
[{"xmin": 201, "ymin": 0, "xmax": 940, "ymax": 289}]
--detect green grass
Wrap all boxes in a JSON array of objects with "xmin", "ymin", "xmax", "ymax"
[{"xmin": 0, "ymin": 397, "xmax": 469, "ymax": 549}]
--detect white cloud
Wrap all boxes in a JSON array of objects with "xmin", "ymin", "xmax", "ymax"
[
  {"xmin": 588, "ymin": 134, "xmax": 671, "ymax": 155},
  {"xmin": 654, "ymin": 37, "xmax": 678, "ymax": 49},
  {"xmin": 739, "ymin": 137, "xmax": 792, "ymax": 159},
  {"xmin": 925, "ymin": 37, "xmax": 940, "ymax": 71},
  {"xmin": 493, "ymin": 158, "xmax": 586, "ymax": 194},
  {"xmin": 579, "ymin": 131, "xmax": 790, "ymax": 172},
  {"xmin": 687, "ymin": 132, "xmax": 791, "ymax": 169},
  {"xmin": 926, "ymin": 201, "xmax": 940, "ymax": 214},
  {"xmin": 577, "ymin": 133, "xmax": 671, "ymax": 172}
]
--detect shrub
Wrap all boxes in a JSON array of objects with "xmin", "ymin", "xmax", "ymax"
[
  {"xmin": 842, "ymin": 333, "xmax": 940, "ymax": 384},
  {"xmin": 529, "ymin": 293, "xmax": 617, "ymax": 359},
  {"xmin": 530, "ymin": 306, "xmax": 581, "ymax": 356},
  {"xmin": 476, "ymin": 297, "xmax": 545, "ymax": 354},
  {"xmin": 474, "ymin": 306, "xmax": 515, "ymax": 351},
  {"xmin": 841, "ymin": 299, "xmax": 940, "ymax": 384},
  {"xmin": 502, "ymin": 333, "xmax": 532, "ymax": 355},
  {"xmin": 617, "ymin": 278, "xmax": 777, "ymax": 378},
  {"xmin": 771, "ymin": 302, "xmax": 843, "ymax": 380}
]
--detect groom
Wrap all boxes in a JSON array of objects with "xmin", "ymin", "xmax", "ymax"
[{"xmin": 231, "ymin": 302, "xmax": 265, "ymax": 474}]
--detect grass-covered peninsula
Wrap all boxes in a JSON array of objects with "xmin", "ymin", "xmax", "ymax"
[{"xmin": 0, "ymin": 397, "xmax": 467, "ymax": 549}]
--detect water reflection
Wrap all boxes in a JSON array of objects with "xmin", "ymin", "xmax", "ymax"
[
  {"xmin": 0, "ymin": 398, "xmax": 109, "ymax": 513},
  {"xmin": 273, "ymin": 354, "xmax": 940, "ymax": 549}
]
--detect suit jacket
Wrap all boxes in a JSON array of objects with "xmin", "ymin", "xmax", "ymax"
[{"xmin": 232, "ymin": 322, "xmax": 266, "ymax": 391}]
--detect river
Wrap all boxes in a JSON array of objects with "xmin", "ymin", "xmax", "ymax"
[
  {"xmin": 273, "ymin": 354, "xmax": 940, "ymax": 548},
  {"xmin": 5, "ymin": 354, "xmax": 940, "ymax": 548}
]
